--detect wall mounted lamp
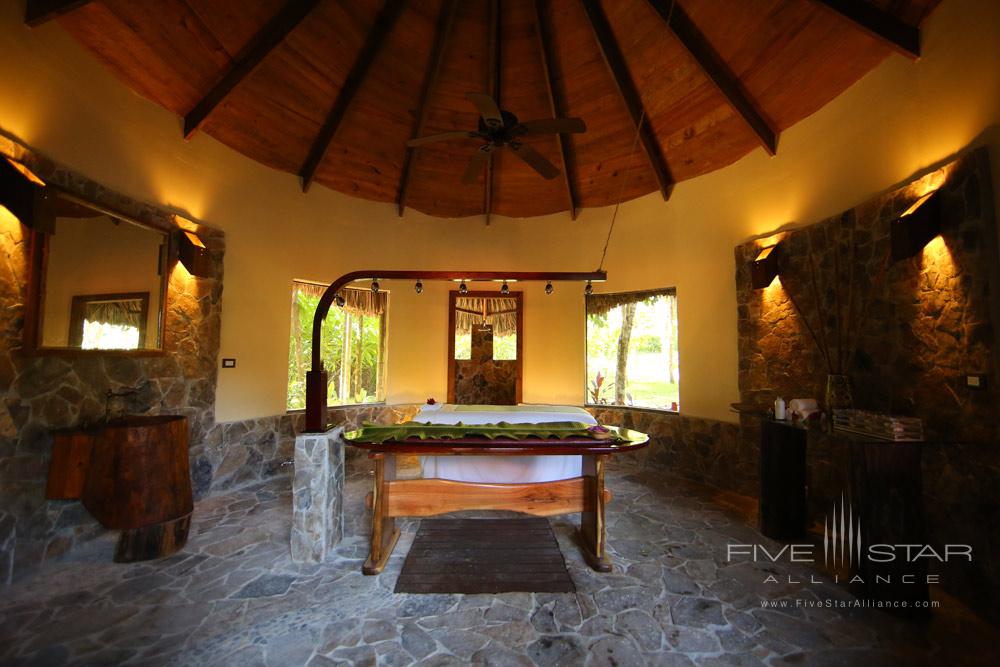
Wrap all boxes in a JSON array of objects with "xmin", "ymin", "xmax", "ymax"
[
  {"xmin": 751, "ymin": 243, "xmax": 783, "ymax": 289},
  {"xmin": 176, "ymin": 229, "xmax": 213, "ymax": 277},
  {"xmin": 890, "ymin": 190, "xmax": 942, "ymax": 261},
  {"xmin": 0, "ymin": 156, "xmax": 54, "ymax": 232}
]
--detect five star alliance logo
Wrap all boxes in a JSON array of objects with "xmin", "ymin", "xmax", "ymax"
[{"xmin": 824, "ymin": 495, "xmax": 862, "ymax": 568}]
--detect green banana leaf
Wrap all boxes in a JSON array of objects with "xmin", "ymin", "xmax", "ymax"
[{"xmin": 343, "ymin": 421, "xmax": 637, "ymax": 445}]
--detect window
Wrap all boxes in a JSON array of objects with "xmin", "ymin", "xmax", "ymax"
[
  {"xmin": 585, "ymin": 289, "xmax": 679, "ymax": 411},
  {"xmin": 287, "ymin": 281, "xmax": 387, "ymax": 409}
]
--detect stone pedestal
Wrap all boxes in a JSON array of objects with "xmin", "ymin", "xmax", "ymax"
[{"xmin": 290, "ymin": 428, "xmax": 345, "ymax": 563}]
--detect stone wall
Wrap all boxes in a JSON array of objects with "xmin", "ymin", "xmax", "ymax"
[
  {"xmin": 734, "ymin": 147, "xmax": 1000, "ymax": 619},
  {"xmin": 454, "ymin": 325, "xmax": 517, "ymax": 405},
  {"xmin": 735, "ymin": 148, "xmax": 999, "ymax": 442},
  {"xmin": 0, "ymin": 134, "xmax": 225, "ymax": 579},
  {"xmin": 588, "ymin": 407, "xmax": 753, "ymax": 496}
]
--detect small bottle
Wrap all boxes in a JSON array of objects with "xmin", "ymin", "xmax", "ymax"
[{"xmin": 774, "ymin": 397, "xmax": 786, "ymax": 421}]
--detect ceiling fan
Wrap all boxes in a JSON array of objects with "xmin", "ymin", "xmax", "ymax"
[{"xmin": 406, "ymin": 93, "xmax": 586, "ymax": 184}]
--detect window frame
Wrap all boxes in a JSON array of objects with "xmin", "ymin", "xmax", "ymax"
[
  {"xmin": 286, "ymin": 281, "xmax": 388, "ymax": 411},
  {"xmin": 584, "ymin": 287, "xmax": 679, "ymax": 414},
  {"xmin": 447, "ymin": 290, "xmax": 523, "ymax": 404}
]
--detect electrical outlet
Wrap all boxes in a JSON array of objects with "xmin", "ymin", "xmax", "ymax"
[
  {"xmin": 222, "ymin": 358, "xmax": 236, "ymax": 369},
  {"xmin": 966, "ymin": 374, "xmax": 986, "ymax": 390}
]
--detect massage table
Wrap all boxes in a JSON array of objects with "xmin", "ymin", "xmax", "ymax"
[{"xmin": 343, "ymin": 404, "xmax": 649, "ymax": 575}]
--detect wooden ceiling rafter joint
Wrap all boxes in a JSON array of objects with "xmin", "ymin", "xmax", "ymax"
[
  {"xmin": 809, "ymin": 0, "xmax": 921, "ymax": 59},
  {"xmin": 298, "ymin": 0, "xmax": 407, "ymax": 193},
  {"xmin": 580, "ymin": 0, "xmax": 674, "ymax": 201},
  {"xmin": 50, "ymin": 0, "xmax": 941, "ymax": 218},
  {"xmin": 484, "ymin": 0, "xmax": 502, "ymax": 226},
  {"xmin": 534, "ymin": 0, "xmax": 579, "ymax": 220},
  {"xmin": 397, "ymin": 0, "xmax": 459, "ymax": 218},
  {"xmin": 645, "ymin": 0, "xmax": 778, "ymax": 156},
  {"xmin": 24, "ymin": 0, "xmax": 91, "ymax": 27},
  {"xmin": 182, "ymin": 0, "xmax": 321, "ymax": 139}
]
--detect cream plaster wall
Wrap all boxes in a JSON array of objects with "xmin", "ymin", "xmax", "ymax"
[{"xmin": 1, "ymin": 0, "xmax": 998, "ymax": 423}]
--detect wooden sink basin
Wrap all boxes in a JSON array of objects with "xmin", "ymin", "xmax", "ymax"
[{"xmin": 48, "ymin": 415, "xmax": 192, "ymax": 562}]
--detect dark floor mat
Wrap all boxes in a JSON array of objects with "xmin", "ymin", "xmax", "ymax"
[{"xmin": 394, "ymin": 517, "xmax": 575, "ymax": 594}]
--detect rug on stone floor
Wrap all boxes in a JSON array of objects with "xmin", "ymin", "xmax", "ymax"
[{"xmin": 394, "ymin": 517, "xmax": 575, "ymax": 594}]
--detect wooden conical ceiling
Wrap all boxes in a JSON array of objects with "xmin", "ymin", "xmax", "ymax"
[{"xmin": 33, "ymin": 0, "xmax": 940, "ymax": 219}]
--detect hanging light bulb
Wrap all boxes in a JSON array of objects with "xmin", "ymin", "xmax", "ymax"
[
  {"xmin": 371, "ymin": 279, "xmax": 379, "ymax": 293},
  {"xmin": 414, "ymin": 280, "xmax": 423, "ymax": 294},
  {"xmin": 459, "ymin": 280, "xmax": 468, "ymax": 295},
  {"xmin": 545, "ymin": 281, "xmax": 553, "ymax": 295},
  {"xmin": 500, "ymin": 280, "xmax": 510, "ymax": 295},
  {"xmin": 585, "ymin": 280, "xmax": 593, "ymax": 295},
  {"xmin": 335, "ymin": 294, "xmax": 346, "ymax": 307}
]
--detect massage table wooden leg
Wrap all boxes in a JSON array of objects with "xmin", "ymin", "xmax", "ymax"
[
  {"xmin": 363, "ymin": 453, "xmax": 399, "ymax": 575},
  {"xmin": 580, "ymin": 454, "xmax": 612, "ymax": 572}
]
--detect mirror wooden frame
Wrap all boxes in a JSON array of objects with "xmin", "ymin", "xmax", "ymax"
[{"xmin": 22, "ymin": 190, "xmax": 171, "ymax": 357}]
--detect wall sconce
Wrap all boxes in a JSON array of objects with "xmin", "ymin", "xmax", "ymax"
[
  {"xmin": 751, "ymin": 244, "xmax": 782, "ymax": 289},
  {"xmin": 0, "ymin": 156, "xmax": 54, "ymax": 232},
  {"xmin": 891, "ymin": 190, "xmax": 942, "ymax": 261},
  {"xmin": 176, "ymin": 230, "xmax": 213, "ymax": 277}
]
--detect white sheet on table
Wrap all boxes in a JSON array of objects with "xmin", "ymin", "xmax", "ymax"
[{"xmin": 415, "ymin": 404, "xmax": 595, "ymax": 483}]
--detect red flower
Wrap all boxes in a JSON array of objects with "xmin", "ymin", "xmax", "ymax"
[{"xmin": 426, "ymin": 398, "xmax": 437, "ymax": 405}]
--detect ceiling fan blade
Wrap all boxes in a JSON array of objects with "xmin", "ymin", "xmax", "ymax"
[
  {"xmin": 406, "ymin": 131, "xmax": 477, "ymax": 147},
  {"xmin": 465, "ymin": 93, "xmax": 503, "ymax": 128},
  {"xmin": 510, "ymin": 143, "xmax": 560, "ymax": 180},
  {"xmin": 461, "ymin": 149, "xmax": 490, "ymax": 184},
  {"xmin": 517, "ymin": 117, "xmax": 587, "ymax": 135}
]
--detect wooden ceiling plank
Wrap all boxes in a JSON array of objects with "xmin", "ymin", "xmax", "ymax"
[
  {"xmin": 534, "ymin": 0, "xmax": 579, "ymax": 220},
  {"xmin": 645, "ymin": 0, "xmax": 777, "ymax": 156},
  {"xmin": 580, "ymin": 0, "xmax": 674, "ymax": 201},
  {"xmin": 809, "ymin": 0, "xmax": 920, "ymax": 59},
  {"xmin": 299, "ymin": 0, "xmax": 407, "ymax": 193},
  {"xmin": 183, "ymin": 0, "xmax": 320, "ymax": 138},
  {"xmin": 24, "ymin": 0, "xmax": 91, "ymax": 26},
  {"xmin": 397, "ymin": 0, "xmax": 458, "ymax": 217},
  {"xmin": 484, "ymin": 0, "xmax": 501, "ymax": 225}
]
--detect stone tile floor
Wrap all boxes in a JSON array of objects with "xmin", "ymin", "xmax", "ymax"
[{"xmin": 1, "ymin": 458, "xmax": 997, "ymax": 666}]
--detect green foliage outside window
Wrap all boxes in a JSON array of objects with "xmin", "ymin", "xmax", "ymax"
[
  {"xmin": 586, "ymin": 292, "xmax": 679, "ymax": 411},
  {"xmin": 287, "ymin": 284, "xmax": 384, "ymax": 409}
]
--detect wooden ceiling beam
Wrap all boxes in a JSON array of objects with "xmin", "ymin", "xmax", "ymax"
[
  {"xmin": 397, "ymin": 0, "xmax": 458, "ymax": 217},
  {"xmin": 809, "ymin": 0, "xmax": 920, "ymax": 59},
  {"xmin": 534, "ymin": 0, "xmax": 579, "ymax": 220},
  {"xmin": 299, "ymin": 0, "xmax": 407, "ymax": 193},
  {"xmin": 24, "ymin": 0, "xmax": 91, "ymax": 26},
  {"xmin": 580, "ymin": 0, "xmax": 674, "ymax": 201},
  {"xmin": 183, "ymin": 0, "xmax": 320, "ymax": 139},
  {"xmin": 645, "ymin": 0, "xmax": 777, "ymax": 156},
  {"xmin": 484, "ymin": 0, "xmax": 501, "ymax": 225}
]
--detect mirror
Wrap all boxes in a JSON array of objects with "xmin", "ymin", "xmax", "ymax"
[{"xmin": 36, "ymin": 193, "xmax": 167, "ymax": 351}]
